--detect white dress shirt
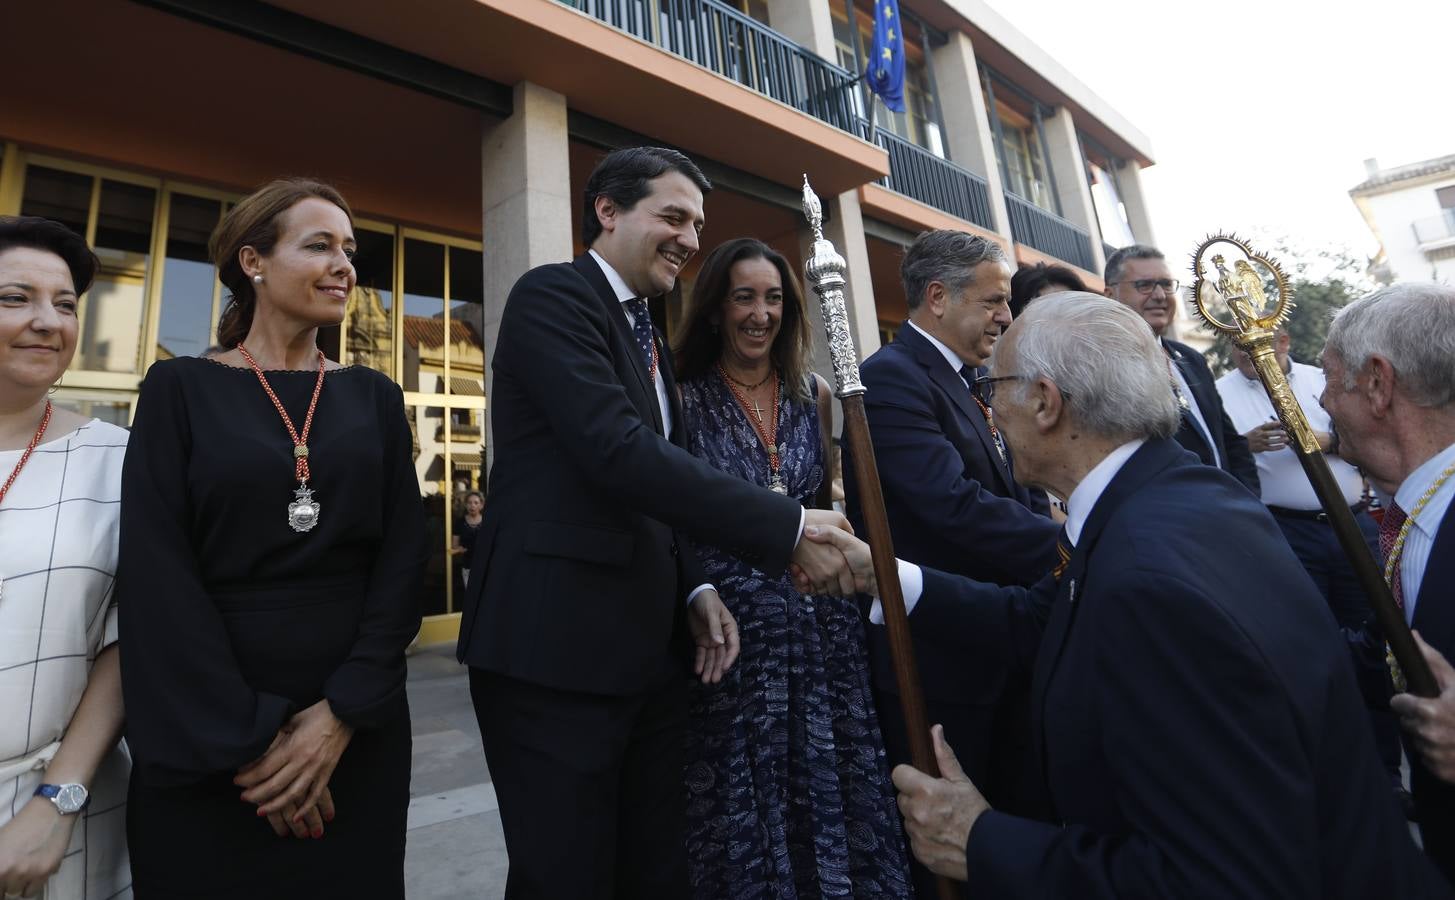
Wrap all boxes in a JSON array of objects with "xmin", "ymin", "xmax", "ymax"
[
  {"xmin": 1394, "ymin": 441, "xmax": 1455, "ymax": 623},
  {"xmin": 1063, "ymin": 440, "xmax": 1145, "ymax": 547},
  {"xmin": 871, "ymin": 441, "xmax": 1143, "ymax": 623},
  {"xmin": 906, "ymin": 319, "xmax": 972, "ymax": 387},
  {"xmin": 590, "ymin": 249, "xmax": 672, "ymax": 435},
  {"xmin": 1215, "ymin": 361, "xmax": 1364, "ymax": 509}
]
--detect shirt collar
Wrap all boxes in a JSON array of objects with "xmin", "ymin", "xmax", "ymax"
[
  {"xmin": 1065, "ymin": 439, "xmax": 1145, "ymax": 547},
  {"xmin": 907, "ymin": 319, "xmax": 971, "ymax": 379},
  {"xmin": 1395, "ymin": 440, "xmax": 1455, "ymax": 536},
  {"xmin": 588, "ymin": 248, "xmax": 638, "ymax": 305}
]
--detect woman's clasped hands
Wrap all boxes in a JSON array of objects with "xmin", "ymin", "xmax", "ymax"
[{"xmin": 235, "ymin": 699, "xmax": 353, "ymax": 840}]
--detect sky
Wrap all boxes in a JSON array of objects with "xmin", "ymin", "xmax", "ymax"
[{"xmin": 982, "ymin": 0, "xmax": 1455, "ymax": 274}]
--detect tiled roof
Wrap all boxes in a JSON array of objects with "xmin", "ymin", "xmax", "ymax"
[
  {"xmin": 402, "ymin": 315, "xmax": 481, "ymax": 349},
  {"xmin": 1350, "ymin": 153, "xmax": 1455, "ymax": 193}
]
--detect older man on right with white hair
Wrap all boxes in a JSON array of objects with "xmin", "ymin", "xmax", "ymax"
[
  {"xmin": 1319, "ymin": 281, "xmax": 1455, "ymax": 886},
  {"xmin": 804, "ymin": 292, "xmax": 1447, "ymax": 897}
]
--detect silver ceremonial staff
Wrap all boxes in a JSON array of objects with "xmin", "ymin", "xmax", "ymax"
[{"xmin": 801, "ymin": 178, "xmax": 958, "ymax": 899}]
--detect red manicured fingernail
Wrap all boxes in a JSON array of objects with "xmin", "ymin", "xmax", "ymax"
[
  {"xmin": 256, "ymin": 808, "xmax": 267, "ymax": 817},
  {"xmin": 312, "ymin": 827, "xmax": 324, "ymax": 839},
  {"xmin": 324, "ymin": 811, "xmax": 335, "ymax": 822}
]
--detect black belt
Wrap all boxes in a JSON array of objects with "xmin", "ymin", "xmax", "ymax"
[{"xmin": 1267, "ymin": 503, "xmax": 1368, "ymax": 523}]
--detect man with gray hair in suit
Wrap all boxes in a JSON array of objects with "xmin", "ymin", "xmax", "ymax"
[
  {"xmin": 1321, "ymin": 281, "xmax": 1455, "ymax": 886},
  {"xmin": 805, "ymin": 292, "xmax": 1446, "ymax": 897}
]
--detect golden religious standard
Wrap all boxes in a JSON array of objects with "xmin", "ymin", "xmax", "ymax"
[{"xmin": 1188, "ymin": 234, "xmax": 1435, "ymax": 696}]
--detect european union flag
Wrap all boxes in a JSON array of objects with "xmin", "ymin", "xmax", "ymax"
[{"xmin": 868, "ymin": 0, "xmax": 905, "ymax": 113}]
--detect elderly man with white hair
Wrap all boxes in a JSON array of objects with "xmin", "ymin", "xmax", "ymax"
[
  {"xmin": 801, "ymin": 292, "xmax": 1447, "ymax": 897},
  {"xmin": 1319, "ymin": 282, "xmax": 1455, "ymax": 886}
]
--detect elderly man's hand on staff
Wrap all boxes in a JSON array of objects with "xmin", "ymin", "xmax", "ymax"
[
  {"xmin": 1392, "ymin": 631, "xmax": 1455, "ymax": 784},
  {"xmin": 891, "ymin": 724, "xmax": 989, "ymax": 882}
]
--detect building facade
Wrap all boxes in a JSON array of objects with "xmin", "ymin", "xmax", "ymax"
[
  {"xmin": 3, "ymin": 0, "xmax": 1158, "ymax": 642},
  {"xmin": 1350, "ymin": 153, "xmax": 1455, "ymax": 285}
]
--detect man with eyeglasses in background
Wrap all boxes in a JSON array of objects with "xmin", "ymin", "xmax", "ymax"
[{"xmin": 1104, "ymin": 244, "xmax": 1259, "ymax": 494}]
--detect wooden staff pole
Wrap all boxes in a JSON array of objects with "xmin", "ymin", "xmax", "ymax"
[{"xmin": 801, "ymin": 178, "xmax": 958, "ymax": 900}]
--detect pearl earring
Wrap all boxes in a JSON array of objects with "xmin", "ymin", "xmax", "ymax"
[{"xmin": 252, "ymin": 274, "xmax": 264, "ymax": 284}]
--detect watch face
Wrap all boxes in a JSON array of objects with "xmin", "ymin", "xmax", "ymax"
[{"xmin": 55, "ymin": 783, "xmax": 88, "ymax": 814}]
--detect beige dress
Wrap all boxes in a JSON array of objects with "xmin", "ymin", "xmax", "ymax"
[{"xmin": 0, "ymin": 419, "xmax": 131, "ymax": 899}]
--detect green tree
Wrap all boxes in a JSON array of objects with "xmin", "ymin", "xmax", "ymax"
[{"xmin": 1198, "ymin": 233, "xmax": 1374, "ymax": 375}]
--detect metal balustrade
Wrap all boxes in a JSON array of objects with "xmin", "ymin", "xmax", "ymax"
[
  {"xmin": 1413, "ymin": 209, "xmax": 1455, "ymax": 246},
  {"xmin": 873, "ymin": 128, "xmax": 995, "ymax": 232},
  {"xmin": 567, "ymin": 0, "xmax": 866, "ymax": 138},
  {"xmin": 1004, "ymin": 192, "xmax": 1095, "ymax": 271}
]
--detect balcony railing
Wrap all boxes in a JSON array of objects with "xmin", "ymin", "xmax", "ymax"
[
  {"xmin": 1413, "ymin": 209, "xmax": 1455, "ymax": 247},
  {"xmin": 1103, "ymin": 241, "xmax": 1119, "ymax": 263},
  {"xmin": 1004, "ymin": 193, "xmax": 1095, "ymax": 271},
  {"xmin": 566, "ymin": 0, "xmax": 867, "ymax": 138},
  {"xmin": 874, "ymin": 128, "xmax": 995, "ymax": 232}
]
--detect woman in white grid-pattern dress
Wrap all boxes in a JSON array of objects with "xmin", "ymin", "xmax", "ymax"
[{"xmin": 0, "ymin": 218, "xmax": 130, "ymax": 899}]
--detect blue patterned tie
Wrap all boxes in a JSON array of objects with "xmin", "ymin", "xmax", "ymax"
[{"xmin": 623, "ymin": 297, "xmax": 657, "ymax": 378}]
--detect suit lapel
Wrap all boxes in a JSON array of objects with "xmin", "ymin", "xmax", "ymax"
[
  {"xmin": 573, "ymin": 254, "xmax": 664, "ymax": 435},
  {"xmin": 1167, "ymin": 342, "xmax": 1219, "ymax": 444},
  {"xmin": 898, "ymin": 325, "xmax": 1013, "ymax": 493}
]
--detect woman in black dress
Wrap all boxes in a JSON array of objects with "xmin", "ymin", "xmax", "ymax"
[{"xmin": 116, "ymin": 179, "xmax": 424, "ymax": 898}]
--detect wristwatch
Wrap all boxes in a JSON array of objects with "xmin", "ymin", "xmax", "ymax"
[{"xmin": 34, "ymin": 782, "xmax": 89, "ymax": 815}]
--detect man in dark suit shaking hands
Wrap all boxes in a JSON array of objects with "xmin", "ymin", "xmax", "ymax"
[
  {"xmin": 1104, "ymin": 244, "xmax": 1260, "ymax": 494},
  {"xmin": 805, "ymin": 293, "xmax": 1446, "ymax": 897},
  {"xmin": 1322, "ymin": 282, "xmax": 1455, "ymax": 886},
  {"xmin": 843, "ymin": 231, "xmax": 1058, "ymax": 898},
  {"xmin": 457, "ymin": 147, "xmax": 853, "ymax": 899}
]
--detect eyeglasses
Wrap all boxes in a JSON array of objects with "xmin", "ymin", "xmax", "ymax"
[
  {"xmin": 1112, "ymin": 278, "xmax": 1180, "ymax": 296},
  {"xmin": 971, "ymin": 373, "xmax": 1030, "ymax": 405}
]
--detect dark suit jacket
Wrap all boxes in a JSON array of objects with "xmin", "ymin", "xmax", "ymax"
[
  {"xmin": 843, "ymin": 322, "xmax": 1058, "ymax": 818},
  {"xmin": 1411, "ymin": 503, "xmax": 1455, "ymax": 883},
  {"xmin": 456, "ymin": 253, "xmax": 801, "ymax": 695},
  {"xmin": 1164, "ymin": 337, "xmax": 1260, "ymax": 494},
  {"xmin": 912, "ymin": 439, "xmax": 1446, "ymax": 898}
]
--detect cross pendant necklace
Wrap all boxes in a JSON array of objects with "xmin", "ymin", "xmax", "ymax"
[{"xmin": 750, "ymin": 398, "xmax": 765, "ymax": 423}]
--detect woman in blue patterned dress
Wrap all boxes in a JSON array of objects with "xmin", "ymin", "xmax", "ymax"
[{"xmin": 673, "ymin": 238, "xmax": 910, "ymax": 899}]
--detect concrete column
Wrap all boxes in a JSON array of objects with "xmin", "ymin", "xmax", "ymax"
[
  {"xmin": 764, "ymin": 0, "xmax": 838, "ymax": 60},
  {"xmin": 480, "ymin": 81, "xmax": 573, "ymax": 476},
  {"xmin": 1114, "ymin": 159, "xmax": 1158, "ymax": 248},
  {"xmin": 1042, "ymin": 107, "xmax": 1106, "ymax": 273},
  {"xmin": 930, "ymin": 32, "xmax": 1012, "ymax": 243}
]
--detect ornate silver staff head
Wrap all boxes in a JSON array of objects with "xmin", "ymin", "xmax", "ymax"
[{"xmin": 801, "ymin": 176, "xmax": 865, "ymax": 398}]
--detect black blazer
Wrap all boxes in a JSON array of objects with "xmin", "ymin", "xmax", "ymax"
[
  {"xmin": 456, "ymin": 254, "xmax": 801, "ymax": 695},
  {"xmin": 913, "ymin": 439, "xmax": 1446, "ymax": 897},
  {"xmin": 1164, "ymin": 337, "xmax": 1260, "ymax": 494},
  {"xmin": 844, "ymin": 321, "xmax": 1058, "ymax": 706},
  {"xmin": 1410, "ymin": 504, "xmax": 1455, "ymax": 883}
]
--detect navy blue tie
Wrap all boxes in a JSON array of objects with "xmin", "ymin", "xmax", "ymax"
[{"xmin": 623, "ymin": 297, "xmax": 657, "ymax": 378}]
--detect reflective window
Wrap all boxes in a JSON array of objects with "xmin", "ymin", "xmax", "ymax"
[
  {"xmin": 20, "ymin": 166, "xmax": 90, "ymax": 236},
  {"xmin": 80, "ymin": 180, "xmax": 155, "ymax": 373},
  {"xmin": 22, "ymin": 167, "xmax": 156, "ymax": 373},
  {"xmin": 409, "ymin": 407, "xmax": 451, "ymax": 619},
  {"xmin": 156, "ymin": 193, "xmax": 223, "ymax": 360},
  {"xmin": 52, "ymin": 393, "xmax": 132, "ymax": 428},
  {"xmin": 344, "ymin": 228, "xmax": 396, "ymax": 376},
  {"xmin": 402, "ymin": 238, "xmax": 446, "ymax": 395}
]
